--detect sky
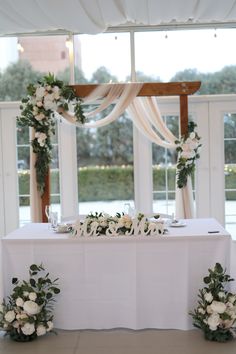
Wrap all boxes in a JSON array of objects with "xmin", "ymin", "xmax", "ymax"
[
  {"xmin": 78, "ymin": 28, "xmax": 236, "ymax": 82},
  {"xmin": 1, "ymin": 28, "xmax": 236, "ymax": 82}
]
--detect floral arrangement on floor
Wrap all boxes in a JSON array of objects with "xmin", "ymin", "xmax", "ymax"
[
  {"xmin": 0, "ymin": 264, "xmax": 60, "ymax": 342},
  {"xmin": 71, "ymin": 212, "xmax": 165, "ymax": 237},
  {"xmin": 175, "ymin": 121, "xmax": 201, "ymax": 188},
  {"xmin": 189, "ymin": 263, "xmax": 236, "ymax": 342},
  {"xmin": 17, "ymin": 73, "xmax": 86, "ymax": 194}
]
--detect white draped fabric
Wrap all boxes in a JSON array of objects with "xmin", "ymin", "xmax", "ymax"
[
  {"xmin": 0, "ymin": 1, "xmax": 236, "ymax": 36},
  {"xmin": 31, "ymin": 83, "xmax": 195, "ymax": 220},
  {"xmin": 55, "ymin": 83, "xmax": 195, "ymax": 219}
]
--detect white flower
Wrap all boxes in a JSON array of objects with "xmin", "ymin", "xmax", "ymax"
[
  {"xmin": 23, "ymin": 291, "xmax": 29, "ymax": 297},
  {"xmin": 16, "ymin": 297, "xmax": 24, "ymax": 307},
  {"xmin": 209, "ymin": 300, "xmax": 227, "ymax": 314},
  {"xmin": 197, "ymin": 307, "xmax": 205, "ymax": 314},
  {"xmin": 44, "ymin": 99, "xmax": 57, "ymax": 111},
  {"xmin": 207, "ymin": 313, "xmax": 221, "ymax": 331},
  {"xmin": 35, "ymin": 112, "xmax": 45, "ymax": 121},
  {"xmin": 35, "ymin": 86, "xmax": 46, "ymax": 99},
  {"xmin": 204, "ymin": 292, "xmax": 213, "ymax": 303},
  {"xmin": 47, "ymin": 321, "xmax": 53, "ymax": 332},
  {"xmin": 36, "ymin": 324, "xmax": 47, "ymax": 336},
  {"xmin": 207, "ymin": 305, "xmax": 214, "ymax": 314},
  {"xmin": 218, "ymin": 291, "xmax": 226, "ymax": 299},
  {"xmin": 189, "ymin": 132, "xmax": 196, "ymax": 139},
  {"xmin": 4, "ymin": 310, "xmax": 15, "ymax": 323},
  {"xmin": 29, "ymin": 292, "xmax": 37, "ymax": 301},
  {"xmin": 23, "ymin": 300, "xmax": 40, "ymax": 316},
  {"xmin": 21, "ymin": 322, "xmax": 35, "ymax": 335},
  {"xmin": 53, "ymin": 86, "xmax": 60, "ymax": 99},
  {"xmin": 35, "ymin": 132, "xmax": 47, "ymax": 147}
]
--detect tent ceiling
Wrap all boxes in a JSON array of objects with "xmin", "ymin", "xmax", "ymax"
[{"xmin": 1, "ymin": 0, "xmax": 236, "ymax": 36}]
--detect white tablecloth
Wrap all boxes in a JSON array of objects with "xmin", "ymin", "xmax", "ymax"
[{"xmin": 1, "ymin": 218, "xmax": 232, "ymax": 330}]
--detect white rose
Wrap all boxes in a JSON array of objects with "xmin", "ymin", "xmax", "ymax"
[
  {"xmin": 207, "ymin": 305, "xmax": 213, "ymax": 314},
  {"xmin": 209, "ymin": 300, "xmax": 227, "ymax": 314},
  {"xmin": 35, "ymin": 86, "xmax": 46, "ymax": 99},
  {"xmin": 207, "ymin": 313, "xmax": 221, "ymax": 331},
  {"xmin": 204, "ymin": 292, "xmax": 213, "ymax": 303},
  {"xmin": 23, "ymin": 291, "xmax": 29, "ymax": 297},
  {"xmin": 52, "ymin": 86, "xmax": 60, "ymax": 99},
  {"xmin": 36, "ymin": 324, "xmax": 46, "ymax": 336},
  {"xmin": 181, "ymin": 151, "xmax": 194, "ymax": 159},
  {"xmin": 218, "ymin": 291, "xmax": 225, "ymax": 299},
  {"xmin": 16, "ymin": 297, "xmax": 24, "ymax": 307},
  {"xmin": 4, "ymin": 310, "xmax": 15, "ymax": 323},
  {"xmin": 47, "ymin": 321, "xmax": 54, "ymax": 332},
  {"xmin": 29, "ymin": 292, "xmax": 37, "ymax": 301},
  {"xmin": 23, "ymin": 301, "xmax": 40, "ymax": 316},
  {"xmin": 35, "ymin": 112, "xmax": 45, "ymax": 121},
  {"xmin": 21, "ymin": 322, "xmax": 35, "ymax": 335},
  {"xmin": 44, "ymin": 99, "xmax": 57, "ymax": 111},
  {"xmin": 189, "ymin": 132, "xmax": 196, "ymax": 139}
]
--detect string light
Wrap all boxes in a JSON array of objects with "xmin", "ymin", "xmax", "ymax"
[
  {"xmin": 17, "ymin": 41, "xmax": 24, "ymax": 53},
  {"xmin": 65, "ymin": 36, "xmax": 73, "ymax": 49}
]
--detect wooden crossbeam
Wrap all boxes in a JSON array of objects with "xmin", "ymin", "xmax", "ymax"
[
  {"xmin": 71, "ymin": 81, "xmax": 201, "ymax": 98},
  {"xmin": 71, "ymin": 81, "xmax": 201, "ymax": 136}
]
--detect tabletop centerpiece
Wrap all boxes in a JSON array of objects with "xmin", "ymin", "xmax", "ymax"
[
  {"xmin": 0, "ymin": 264, "xmax": 60, "ymax": 342},
  {"xmin": 189, "ymin": 262, "xmax": 236, "ymax": 342},
  {"xmin": 70, "ymin": 212, "xmax": 166, "ymax": 237}
]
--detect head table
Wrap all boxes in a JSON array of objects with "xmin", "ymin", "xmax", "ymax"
[{"xmin": 1, "ymin": 218, "xmax": 232, "ymax": 330}]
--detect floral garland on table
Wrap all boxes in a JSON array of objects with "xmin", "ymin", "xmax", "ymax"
[
  {"xmin": 189, "ymin": 263, "xmax": 236, "ymax": 342},
  {"xmin": 0, "ymin": 264, "xmax": 60, "ymax": 342},
  {"xmin": 70, "ymin": 212, "xmax": 165, "ymax": 237},
  {"xmin": 17, "ymin": 73, "xmax": 86, "ymax": 195},
  {"xmin": 175, "ymin": 121, "xmax": 202, "ymax": 189}
]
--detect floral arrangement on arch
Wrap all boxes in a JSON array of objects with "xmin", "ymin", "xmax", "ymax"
[
  {"xmin": 17, "ymin": 73, "xmax": 86, "ymax": 195},
  {"xmin": 189, "ymin": 263, "xmax": 236, "ymax": 342},
  {"xmin": 175, "ymin": 121, "xmax": 201, "ymax": 188},
  {"xmin": 0, "ymin": 264, "xmax": 60, "ymax": 342}
]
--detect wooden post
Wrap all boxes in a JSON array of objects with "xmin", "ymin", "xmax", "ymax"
[{"xmin": 180, "ymin": 94, "xmax": 189, "ymax": 136}]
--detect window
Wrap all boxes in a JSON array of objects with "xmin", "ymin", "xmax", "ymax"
[
  {"xmin": 224, "ymin": 113, "xmax": 236, "ymax": 235},
  {"xmin": 152, "ymin": 115, "xmax": 179, "ymax": 215}
]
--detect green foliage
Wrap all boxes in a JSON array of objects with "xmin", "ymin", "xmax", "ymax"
[
  {"xmin": 189, "ymin": 263, "xmax": 236, "ymax": 342},
  {"xmin": 91, "ymin": 66, "xmax": 118, "ymax": 83},
  {"xmin": 0, "ymin": 264, "xmax": 60, "ymax": 342},
  {"xmin": 17, "ymin": 73, "xmax": 85, "ymax": 194},
  {"xmin": 175, "ymin": 122, "xmax": 201, "ymax": 188},
  {"xmin": 0, "ymin": 60, "xmax": 43, "ymax": 101}
]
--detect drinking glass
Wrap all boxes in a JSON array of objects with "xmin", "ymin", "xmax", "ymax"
[{"xmin": 45, "ymin": 205, "xmax": 51, "ymax": 223}]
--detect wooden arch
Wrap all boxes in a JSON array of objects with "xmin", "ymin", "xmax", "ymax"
[{"xmin": 42, "ymin": 81, "xmax": 201, "ymax": 221}]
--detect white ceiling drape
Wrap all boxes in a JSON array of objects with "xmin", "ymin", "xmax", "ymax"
[{"xmin": 1, "ymin": 0, "xmax": 236, "ymax": 36}]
